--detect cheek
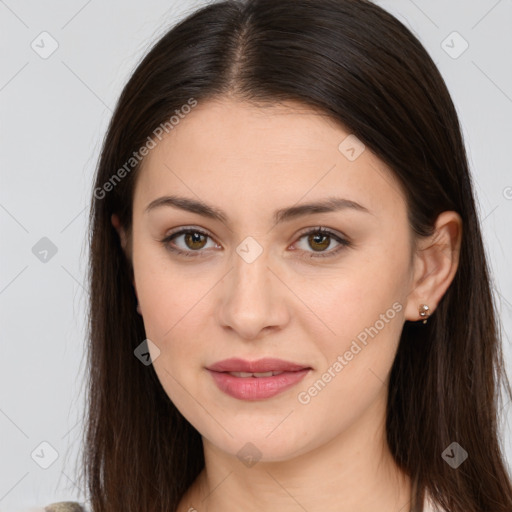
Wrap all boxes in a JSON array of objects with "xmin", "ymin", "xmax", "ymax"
[
  {"xmin": 314, "ymin": 244, "xmax": 407, "ymax": 333},
  {"xmin": 136, "ymin": 267, "xmax": 209, "ymax": 353},
  {"xmin": 134, "ymin": 261, "xmax": 210, "ymax": 418},
  {"xmin": 293, "ymin": 269, "xmax": 406, "ymax": 438},
  {"xmin": 132, "ymin": 238, "xmax": 197, "ymax": 355},
  {"xmin": 306, "ymin": 242, "xmax": 409, "ymax": 388}
]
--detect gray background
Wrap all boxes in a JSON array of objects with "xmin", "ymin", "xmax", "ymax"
[{"xmin": 1, "ymin": 0, "xmax": 511, "ymax": 509}]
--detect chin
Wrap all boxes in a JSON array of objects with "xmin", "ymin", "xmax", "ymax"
[{"xmin": 200, "ymin": 420, "xmax": 315, "ymax": 464}]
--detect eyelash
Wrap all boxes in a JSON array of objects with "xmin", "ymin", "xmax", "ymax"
[{"xmin": 160, "ymin": 226, "xmax": 351, "ymax": 260}]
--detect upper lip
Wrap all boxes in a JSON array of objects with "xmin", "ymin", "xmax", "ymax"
[{"xmin": 206, "ymin": 357, "xmax": 311, "ymax": 373}]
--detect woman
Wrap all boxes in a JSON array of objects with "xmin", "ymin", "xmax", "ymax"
[{"xmin": 68, "ymin": 0, "xmax": 512, "ymax": 511}]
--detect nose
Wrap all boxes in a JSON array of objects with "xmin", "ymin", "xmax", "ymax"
[{"xmin": 216, "ymin": 245, "xmax": 291, "ymax": 341}]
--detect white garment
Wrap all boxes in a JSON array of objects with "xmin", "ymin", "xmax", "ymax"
[{"xmin": 423, "ymin": 492, "xmax": 448, "ymax": 512}]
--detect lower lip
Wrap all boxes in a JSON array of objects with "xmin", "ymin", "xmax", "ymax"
[{"xmin": 207, "ymin": 369, "xmax": 310, "ymax": 400}]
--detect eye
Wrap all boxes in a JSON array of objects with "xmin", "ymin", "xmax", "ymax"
[
  {"xmin": 292, "ymin": 226, "xmax": 351, "ymax": 259},
  {"xmin": 161, "ymin": 227, "xmax": 219, "ymax": 258},
  {"xmin": 160, "ymin": 226, "xmax": 351, "ymax": 259}
]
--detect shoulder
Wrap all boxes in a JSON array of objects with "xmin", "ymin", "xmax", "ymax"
[{"xmin": 44, "ymin": 502, "xmax": 87, "ymax": 512}]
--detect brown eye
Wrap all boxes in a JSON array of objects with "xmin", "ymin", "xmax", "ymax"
[
  {"xmin": 161, "ymin": 228, "xmax": 218, "ymax": 258},
  {"xmin": 307, "ymin": 232, "xmax": 331, "ymax": 252},
  {"xmin": 294, "ymin": 227, "xmax": 351, "ymax": 259},
  {"xmin": 161, "ymin": 226, "xmax": 351, "ymax": 260},
  {"xmin": 183, "ymin": 232, "xmax": 208, "ymax": 250}
]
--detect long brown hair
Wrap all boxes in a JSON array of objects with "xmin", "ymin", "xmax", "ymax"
[{"xmin": 79, "ymin": 1, "xmax": 512, "ymax": 510}]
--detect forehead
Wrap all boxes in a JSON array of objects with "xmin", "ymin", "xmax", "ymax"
[{"xmin": 133, "ymin": 98, "xmax": 407, "ymax": 222}]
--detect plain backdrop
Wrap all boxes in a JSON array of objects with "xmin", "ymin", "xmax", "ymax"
[{"xmin": 1, "ymin": 0, "xmax": 511, "ymax": 509}]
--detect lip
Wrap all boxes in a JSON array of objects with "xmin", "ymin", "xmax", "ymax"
[
  {"xmin": 206, "ymin": 358, "xmax": 312, "ymax": 401},
  {"xmin": 206, "ymin": 357, "xmax": 310, "ymax": 373}
]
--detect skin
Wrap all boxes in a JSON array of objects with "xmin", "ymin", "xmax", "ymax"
[{"xmin": 112, "ymin": 97, "xmax": 462, "ymax": 512}]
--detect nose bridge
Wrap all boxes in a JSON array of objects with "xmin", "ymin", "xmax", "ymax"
[
  {"xmin": 217, "ymin": 236, "xmax": 288, "ymax": 338},
  {"xmin": 230, "ymin": 238, "xmax": 273, "ymax": 310}
]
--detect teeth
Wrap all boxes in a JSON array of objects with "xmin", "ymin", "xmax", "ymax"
[{"xmin": 228, "ymin": 371, "xmax": 284, "ymax": 378}]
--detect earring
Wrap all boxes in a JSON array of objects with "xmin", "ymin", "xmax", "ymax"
[{"xmin": 418, "ymin": 304, "xmax": 430, "ymax": 324}]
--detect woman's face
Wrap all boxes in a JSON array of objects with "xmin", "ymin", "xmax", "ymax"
[{"xmin": 122, "ymin": 98, "xmax": 423, "ymax": 461}]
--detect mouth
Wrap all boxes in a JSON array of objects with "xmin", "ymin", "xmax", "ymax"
[
  {"xmin": 206, "ymin": 358, "xmax": 312, "ymax": 401},
  {"xmin": 206, "ymin": 357, "xmax": 311, "ymax": 373},
  {"xmin": 222, "ymin": 370, "xmax": 288, "ymax": 378}
]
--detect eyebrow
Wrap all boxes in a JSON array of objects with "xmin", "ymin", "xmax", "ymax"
[{"xmin": 144, "ymin": 194, "xmax": 372, "ymax": 224}]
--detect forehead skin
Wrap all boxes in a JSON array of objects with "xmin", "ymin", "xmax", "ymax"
[{"xmin": 133, "ymin": 98, "xmax": 409, "ymax": 248}]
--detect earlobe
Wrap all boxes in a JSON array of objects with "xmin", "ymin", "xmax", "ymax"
[{"xmin": 404, "ymin": 211, "xmax": 463, "ymax": 322}]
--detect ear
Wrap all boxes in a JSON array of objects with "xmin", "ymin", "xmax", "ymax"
[
  {"xmin": 404, "ymin": 211, "xmax": 462, "ymax": 322},
  {"xmin": 111, "ymin": 214, "xmax": 137, "ymax": 294},
  {"xmin": 111, "ymin": 213, "xmax": 128, "ymax": 252}
]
